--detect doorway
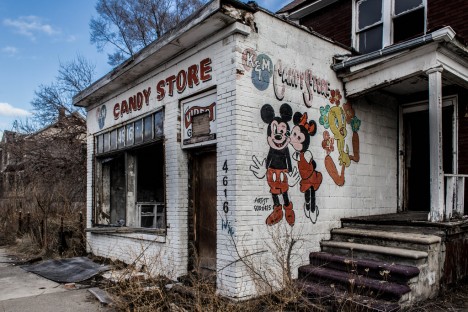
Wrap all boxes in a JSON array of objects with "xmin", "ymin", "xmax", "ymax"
[
  {"xmin": 191, "ymin": 151, "xmax": 217, "ymax": 273},
  {"xmin": 403, "ymin": 104, "xmax": 454, "ymax": 211}
]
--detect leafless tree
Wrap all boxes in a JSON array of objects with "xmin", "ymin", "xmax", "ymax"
[
  {"xmin": 90, "ymin": 0, "xmax": 208, "ymax": 66},
  {"xmin": 30, "ymin": 55, "xmax": 95, "ymax": 127}
]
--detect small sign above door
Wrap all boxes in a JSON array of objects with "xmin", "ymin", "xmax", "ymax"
[{"xmin": 182, "ymin": 91, "xmax": 217, "ymax": 147}]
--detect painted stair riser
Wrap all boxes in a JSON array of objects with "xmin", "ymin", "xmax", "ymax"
[
  {"xmin": 309, "ymin": 255, "xmax": 419, "ymax": 283},
  {"xmin": 296, "ymin": 280, "xmax": 402, "ymax": 312},
  {"xmin": 298, "ymin": 266, "xmax": 411, "ymax": 301},
  {"xmin": 320, "ymin": 245, "xmax": 428, "ymax": 267}
]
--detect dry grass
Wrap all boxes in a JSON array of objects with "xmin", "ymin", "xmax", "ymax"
[{"xmin": 0, "ymin": 198, "xmax": 86, "ymax": 259}]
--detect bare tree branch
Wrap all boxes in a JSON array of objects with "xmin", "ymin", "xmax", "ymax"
[{"xmin": 90, "ymin": 0, "xmax": 207, "ymax": 66}]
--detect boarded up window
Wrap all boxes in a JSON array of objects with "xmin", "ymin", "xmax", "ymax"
[{"xmin": 192, "ymin": 112, "xmax": 211, "ymax": 137}]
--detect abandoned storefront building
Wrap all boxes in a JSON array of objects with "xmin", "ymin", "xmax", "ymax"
[{"xmin": 73, "ymin": 0, "xmax": 468, "ymax": 308}]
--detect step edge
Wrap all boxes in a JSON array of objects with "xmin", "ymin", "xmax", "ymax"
[
  {"xmin": 332, "ymin": 228, "xmax": 441, "ymax": 244},
  {"xmin": 321, "ymin": 241, "xmax": 428, "ymax": 259},
  {"xmin": 298, "ymin": 266, "xmax": 411, "ymax": 296},
  {"xmin": 309, "ymin": 252, "xmax": 420, "ymax": 277},
  {"xmin": 296, "ymin": 280, "xmax": 401, "ymax": 312}
]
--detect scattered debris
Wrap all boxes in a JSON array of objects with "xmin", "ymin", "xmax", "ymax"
[
  {"xmin": 21, "ymin": 257, "xmax": 109, "ymax": 283},
  {"xmin": 64, "ymin": 283, "xmax": 76, "ymax": 289},
  {"xmin": 89, "ymin": 287, "xmax": 114, "ymax": 306}
]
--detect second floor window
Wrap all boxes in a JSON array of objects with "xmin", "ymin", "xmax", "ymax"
[{"xmin": 355, "ymin": 0, "xmax": 426, "ymax": 54}]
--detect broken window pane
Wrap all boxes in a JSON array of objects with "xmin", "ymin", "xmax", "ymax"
[
  {"xmin": 103, "ymin": 133, "xmax": 110, "ymax": 152},
  {"xmin": 110, "ymin": 130, "xmax": 117, "ymax": 151},
  {"xmin": 393, "ymin": 8, "xmax": 424, "ymax": 43},
  {"xmin": 358, "ymin": 0, "xmax": 382, "ymax": 29},
  {"xmin": 98, "ymin": 155, "xmax": 126, "ymax": 225},
  {"xmin": 154, "ymin": 110, "xmax": 164, "ymax": 139},
  {"xmin": 97, "ymin": 135, "xmax": 103, "ymax": 154},
  {"xmin": 395, "ymin": 0, "xmax": 422, "ymax": 15},
  {"xmin": 140, "ymin": 204, "xmax": 155, "ymax": 228},
  {"xmin": 118, "ymin": 127, "xmax": 125, "ymax": 149},
  {"xmin": 359, "ymin": 24, "xmax": 383, "ymax": 53},
  {"xmin": 144, "ymin": 115, "xmax": 153, "ymax": 141},
  {"xmin": 126, "ymin": 124, "xmax": 134, "ymax": 146},
  {"xmin": 135, "ymin": 120, "xmax": 143, "ymax": 144},
  {"xmin": 136, "ymin": 144, "xmax": 164, "ymax": 203}
]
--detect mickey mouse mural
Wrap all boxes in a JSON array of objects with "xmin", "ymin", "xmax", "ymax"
[{"xmin": 250, "ymin": 104, "xmax": 300, "ymax": 226}]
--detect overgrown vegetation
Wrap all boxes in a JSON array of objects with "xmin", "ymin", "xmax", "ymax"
[{"xmin": 0, "ymin": 113, "xmax": 87, "ymax": 258}]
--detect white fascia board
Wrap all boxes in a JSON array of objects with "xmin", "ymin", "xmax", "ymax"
[
  {"xmin": 343, "ymin": 47, "xmax": 440, "ymax": 97},
  {"xmin": 437, "ymin": 49, "xmax": 468, "ymax": 85}
]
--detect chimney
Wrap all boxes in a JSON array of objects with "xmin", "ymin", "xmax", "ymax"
[{"xmin": 58, "ymin": 107, "xmax": 66, "ymax": 121}]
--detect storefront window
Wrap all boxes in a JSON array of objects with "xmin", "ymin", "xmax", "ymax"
[{"xmin": 93, "ymin": 110, "xmax": 165, "ymax": 230}]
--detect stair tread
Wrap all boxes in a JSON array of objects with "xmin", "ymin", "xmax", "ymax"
[
  {"xmin": 296, "ymin": 280, "xmax": 401, "ymax": 312},
  {"xmin": 333, "ymin": 228, "xmax": 441, "ymax": 244},
  {"xmin": 310, "ymin": 251, "xmax": 420, "ymax": 278},
  {"xmin": 321, "ymin": 241, "xmax": 428, "ymax": 259},
  {"xmin": 298, "ymin": 265, "xmax": 411, "ymax": 299}
]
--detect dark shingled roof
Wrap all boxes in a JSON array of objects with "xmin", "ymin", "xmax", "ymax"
[{"xmin": 277, "ymin": 0, "xmax": 309, "ymax": 14}]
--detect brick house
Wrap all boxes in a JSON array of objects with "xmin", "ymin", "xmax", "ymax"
[{"xmin": 74, "ymin": 0, "xmax": 468, "ymax": 308}]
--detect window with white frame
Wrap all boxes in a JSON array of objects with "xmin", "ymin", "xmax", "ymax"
[{"xmin": 354, "ymin": 0, "xmax": 426, "ymax": 54}]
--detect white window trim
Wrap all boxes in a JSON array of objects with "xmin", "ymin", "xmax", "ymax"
[{"xmin": 352, "ymin": 0, "xmax": 427, "ymax": 52}]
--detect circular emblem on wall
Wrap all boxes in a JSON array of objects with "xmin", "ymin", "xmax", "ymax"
[
  {"xmin": 96, "ymin": 105, "xmax": 107, "ymax": 130},
  {"xmin": 251, "ymin": 54, "xmax": 273, "ymax": 91}
]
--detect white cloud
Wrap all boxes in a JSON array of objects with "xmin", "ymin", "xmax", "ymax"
[
  {"xmin": 66, "ymin": 34, "xmax": 77, "ymax": 42},
  {"xmin": 3, "ymin": 16, "xmax": 60, "ymax": 40},
  {"xmin": 0, "ymin": 102, "xmax": 31, "ymax": 117},
  {"xmin": 1, "ymin": 46, "xmax": 18, "ymax": 56}
]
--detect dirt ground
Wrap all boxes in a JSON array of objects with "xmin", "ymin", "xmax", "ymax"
[
  {"xmin": 2, "ymin": 246, "xmax": 468, "ymax": 312},
  {"xmin": 407, "ymin": 282, "xmax": 468, "ymax": 312}
]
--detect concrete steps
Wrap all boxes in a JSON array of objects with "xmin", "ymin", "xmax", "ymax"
[
  {"xmin": 331, "ymin": 228, "xmax": 441, "ymax": 252},
  {"xmin": 298, "ymin": 265, "xmax": 410, "ymax": 301},
  {"xmin": 321, "ymin": 241, "xmax": 429, "ymax": 266},
  {"xmin": 296, "ymin": 279, "xmax": 401, "ymax": 312},
  {"xmin": 309, "ymin": 252, "xmax": 420, "ymax": 284},
  {"xmin": 297, "ymin": 220, "xmax": 443, "ymax": 310}
]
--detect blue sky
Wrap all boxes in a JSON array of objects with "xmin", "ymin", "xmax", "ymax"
[{"xmin": 0, "ymin": 0, "xmax": 290, "ymax": 137}]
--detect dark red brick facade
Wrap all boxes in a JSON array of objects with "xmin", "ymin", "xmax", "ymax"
[
  {"xmin": 427, "ymin": 0, "xmax": 468, "ymax": 45},
  {"xmin": 296, "ymin": 0, "xmax": 467, "ymax": 48},
  {"xmin": 300, "ymin": 1, "xmax": 352, "ymax": 48}
]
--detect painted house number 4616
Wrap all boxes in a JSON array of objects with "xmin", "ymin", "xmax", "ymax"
[{"xmin": 223, "ymin": 160, "xmax": 229, "ymax": 213}]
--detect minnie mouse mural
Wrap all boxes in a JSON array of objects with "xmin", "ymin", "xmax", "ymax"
[{"xmin": 290, "ymin": 112, "xmax": 323, "ymax": 223}]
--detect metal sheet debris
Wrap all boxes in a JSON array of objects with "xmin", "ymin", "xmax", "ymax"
[{"xmin": 21, "ymin": 257, "xmax": 108, "ymax": 283}]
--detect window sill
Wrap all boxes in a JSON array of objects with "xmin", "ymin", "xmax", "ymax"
[{"xmin": 86, "ymin": 227, "xmax": 166, "ymax": 242}]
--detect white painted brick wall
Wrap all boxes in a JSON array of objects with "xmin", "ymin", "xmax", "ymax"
[
  {"xmin": 226, "ymin": 11, "xmax": 399, "ymax": 298},
  {"xmin": 83, "ymin": 9, "xmax": 399, "ymax": 300}
]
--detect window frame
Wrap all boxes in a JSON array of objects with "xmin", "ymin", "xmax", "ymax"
[
  {"xmin": 92, "ymin": 109, "xmax": 166, "ymax": 232},
  {"xmin": 352, "ymin": 0, "xmax": 427, "ymax": 53}
]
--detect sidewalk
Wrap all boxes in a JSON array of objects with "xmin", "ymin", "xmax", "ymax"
[{"xmin": 0, "ymin": 248, "xmax": 113, "ymax": 312}]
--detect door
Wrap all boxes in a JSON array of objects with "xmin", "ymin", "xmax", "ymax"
[
  {"xmin": 192, "ymin": 151, "xmax": 217, "ymax": 272},
  {"xmin": 403, "ymin": 106, "xmax": 453, "ymax": 211}
]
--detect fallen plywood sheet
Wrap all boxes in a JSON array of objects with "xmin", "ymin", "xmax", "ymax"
[{"xmin": 21, "ymin": 257, "xmax": 109, "ymax": 283}]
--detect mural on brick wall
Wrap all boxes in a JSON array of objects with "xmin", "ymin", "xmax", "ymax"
[
  {"xmin": 319, "ymin": 94, "xmax": 361, "ymax": 186},
  {"xmin": 250, "ymin": 104, "xmax": 300, "ymax": 226},
  {"xmin": 244, "ymin": 48, "xmax": 361, "ymax": 225},
  {"xmin": 290, "ymin": 112, "xmax": 323, "ymax": 223}
]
